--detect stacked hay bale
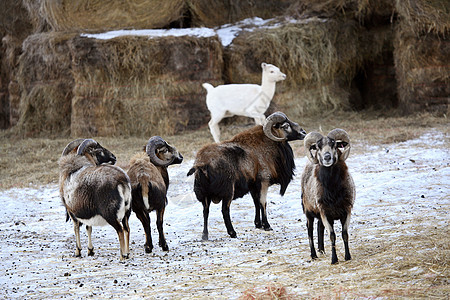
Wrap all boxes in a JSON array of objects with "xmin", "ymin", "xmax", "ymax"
[
  {"xmin": 225, "ymin": 3, "xmax": 394, "ymax": 116},
  {"xmin": 394, "ymin": 0, "xmax": 449, "ymax": 115},
  {"xmin": 69, "ymin": 34, "xmax": 223, "ymax": 136},
  {"xmin": 34, "ymin": 0, "xmax": 186, "ymax": 32},
  {"xmin": 188, "ymin": 0, "xmax": 295, "ymax": 27},
  {"xmin": 16, "ymin": 32, "xmax": 77, "ymax": 136},
  {"xmin": 0, "ymin": 0, "xmax": 34, "ymax": 129}
]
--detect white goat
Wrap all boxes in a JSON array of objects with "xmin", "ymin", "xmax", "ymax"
[{"xmin": 203, "ymin": 62, "xmax": 286, "ymax": 143}]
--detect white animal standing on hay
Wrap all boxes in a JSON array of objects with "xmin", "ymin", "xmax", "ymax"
[{"xmin": 203, "ymin": 62, "xmax": 286, "ymax": 143}]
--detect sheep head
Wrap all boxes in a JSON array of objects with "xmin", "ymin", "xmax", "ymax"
[
  {"xmin": 63, "ymin": 138, "xmax": 117, "ymax": 165},
  {"xmin": 263, "ymin": 111, "xmax": 306, "ymax": 142},
  {"xmin": 77, "ymin": 139, "xmax": 117, "ymax": 165},
  {"xmin": 145, "ymin": 136, "xmax": 183, "ymax": 167},
  {"xmin": 304, "ymin": 129, "xmax": 351, "ymax": 167}
]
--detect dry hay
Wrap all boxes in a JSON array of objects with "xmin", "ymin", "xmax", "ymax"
[
  {"xmin": 285, "ymin": 0, "xmax": 395, "ymax": 25},
  {"xmin": 225, "ymin": 16, "xmax": 390, "ymax": 116},
  {"xmin": 14, "ymin": 32, "xmax": 76, "ymax": 137},
  {"xmin": 69, "ymin": 34, "xmax": 223, "ymax": 137},
  {"xmin": 32, "ymin": 0, "xmax": 186, "ymax": 32},
  {"xmin": 0, "ymin": 0, "xmax": 33, "ymax": 40},
  {"xmin": 395, "ymin": 0, "xmax": 450, "ymax": 36},
  {"xmin": 394, "ymin": 22, "xmax": 449, "ymax": 115},
  {"xmin": 188, "ymin": 0, "xmax": 296, "ymax": 28}
]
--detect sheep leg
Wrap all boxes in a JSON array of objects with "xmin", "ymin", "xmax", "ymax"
[
  {"xmin": 208, "ymin": 117, "xmax": 222, "ymax": 143},
  {"xmin": 259, "ymin": 182, "xmax": 272, "ymax": 231},
  {"xmin": 323, "ymin": 217, "xmax": 338, "ymax": 264},
  {"xmin": 134, "ymin": 209, "xmax": 153, "ymax": 253},
  {"xmin": 250, "ymin": 189, "xmax": 262, "ymax": 229},
  {"xmin": 156, "ymin": 207, "xmax": 169, "ymax": 251},
  {"xmin": 317, "ymin": 219, "xmax": 325, "ymax": 254},
  {"xmin": 73, "ymin": 220, "xmax": 82, "ymax": 257},
  {"xmin": 122, "ymin": 214, "xmax": 130, "ymax": 258},
  {"xmin": 202, "ymin": 198, "xmax": 211, "ymax": 240},
  {"xmin": 86, "ymin": 225, "xmax": 95, "ymax": 256},
  {"xmin": 306, "ymin": 214, "xmax": 318, "ymax": 259},
  {"xmin": 110, "ymin": 220, "xmax": 128, "ymax": 260},
  {"xmin": 221, "ymin": 198, "xmax": 236, "ymax": 238},
  {"xmin": 341, "ymin": 214, "xmax": 351, "ymax": 261}
]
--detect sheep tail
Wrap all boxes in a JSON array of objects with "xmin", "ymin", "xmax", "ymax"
[
  {"xmin": 202, "ymin": 83, "xmax": 214, "ymax": 92},
  {"xmin": 187, "ymin": 167, "xmax": 196, "ymax": 176}
]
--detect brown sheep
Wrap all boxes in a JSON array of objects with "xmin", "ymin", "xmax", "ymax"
[
  {"xmin": 127, "ymin": 136, "xmax": 183, "ymax": 253},
  {"xmin": 187, "ymin": 112, "xmax": 306, "ymax": 240}
]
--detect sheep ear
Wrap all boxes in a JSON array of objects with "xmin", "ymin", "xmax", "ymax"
[
  {"xmin": 306, "ymin": 144, "xmax": 319, "ymax": 164},
  {"xmin": 328, "ymin": 128, "xmax": 351, "ymax": 161},
  {"xmin": 337, "ymin": 140, "xmax": 351, "ymax": 161},
  {"xmin": 304, "ymin": 132, "xmax": 322, "ymax": 164},
  {"xmin": 261, "ymin": 62, "xmax": 267, "ymax": 69}
]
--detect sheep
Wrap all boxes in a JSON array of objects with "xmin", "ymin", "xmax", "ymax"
[
  {"xmin": 59, "ymin": 138, "xmax": 132, "ymax": 259},
  {"xmin": 301, "ymin": 129, "xmax": 355, "ymax": 264},
  {"xmin": 127, "ymin": 136, "xmax": 183, "ymax": 253},
  {"xmin": 187, "ymin": 111, "xmax": 306, "ymax": 240},
  {"xmin": 203, "ymin": 62, "xmax": 286, "ymax": 143}
]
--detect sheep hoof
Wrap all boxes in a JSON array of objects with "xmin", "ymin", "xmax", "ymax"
[
  {"xmin": 75, "ymin": 248, "xmax": 82, "ymax": 257},
  {"xmin": 263, "ymin": 226, "xmax": 273, "ymax": 231},
  {"xmin": 345, "ymin": 254, "xmax": 351, "ymax": 261},
  {"xmin": 161, "ymin": 245, "xmax": 169, "ymax": 252},
  {"xmin": 331, "ymin": 258, "xmax": 339, "ymax": 265},
  {"xmin": 145, "ymin": 246, "xmax": 153, "ymax": 253},
  {"xmin": 87, "ymin": 248, "xmax": 95, "ymax": 256},
  {"xmin": 121, "ymin": 254, "xmax": 130, "ymax": 260},
  {"xmin": 318, "ymin": 249, "xmax": 325, "ymax": 254},
  {"xmin": 202, "ymin": 233, "xmax": 209, "ymax": 241},
  {"xmin": 255, "ymin": 222, "xmax": 262, "ymax": 229},
  {"xmin": 229, "ymin": 232, "xmax": 237, "ymax": 238}
]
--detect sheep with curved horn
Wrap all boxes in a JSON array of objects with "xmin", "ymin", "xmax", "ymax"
[
  {"xmin": 188, "ymin": 112, "xmax": 306, "ymax": 240},
  {"xmin": 301, "ymin": 128, "xmax": 355, "ymax": 264},
  {"xmin": 59, "ymin": 138, "xmax": 132, "ymax": 260},
  {"xmin": 127, "ymin": 136, "xmax": 183, "ymax": 253}
]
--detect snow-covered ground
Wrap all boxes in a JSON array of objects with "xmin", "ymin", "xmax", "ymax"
[{"xmin": 0, "ymin": 129, "xmax": 448, "ymax": 299}]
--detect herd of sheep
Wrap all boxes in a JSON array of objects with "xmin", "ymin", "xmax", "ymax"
[{"xmin": 58, "ymin": 64, "xmax": 355, "ymax": 265}]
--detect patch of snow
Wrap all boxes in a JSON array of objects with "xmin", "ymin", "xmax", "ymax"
[
  {"xmin": 80, "ymin": 16, "xmax": 327, "ymax": 47},
  {"xmin": 0, "ymin": 129, "xmax": 448, "ymax": 298}
]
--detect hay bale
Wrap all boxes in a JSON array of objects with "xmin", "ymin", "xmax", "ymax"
[
  {"xmin": 225, "ymin": 17, "xmax": 388, "ymax": 115},
  {"xmin": 15, "ymin": 32, "xmax": 76, "ymax": 136},
  {"xmin": 36, "ymin": 0, "xmax": 186, "ymax": 32},
  {"xmin": 0, "ymin": 0, "xmax": 33, "ymax": 39},
  {"xmin": 285, "ymin": 0, "xmax": 395, "ymax": 25},
  {"xmin": 395, "ymin": 0, "xmax": 450, "ymax": 36},
  {"xmin": 188, "ymin": 0, "xmax": 296, "ymax": 27},
  {"xmin": 394, "ymin": 23, "xmax": 449, "ymax": 115},
  {"xmin": 69, "ymin": 34, "xmax": 223, "ymax": 137}
]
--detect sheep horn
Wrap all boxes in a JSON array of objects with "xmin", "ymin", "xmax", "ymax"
[
  {"xmin": 61, "ymin": 138, "xmax": 85, "ymax": 156},
  {"xmin": 263, "ymin": 111, "xmax": 288, "ymax": 142},
  {"xmin": 77, "ymin": 139, "xmax": 98, "ymax": 156},
  {"xmin": 304, "ymin": 132, "xmax": 323, "ymax": 164},
  {"xmin": 328, "ymin": 128, "xmax": 351, "ymax": 161},
  {"xmin": 146, "ymin": 136, "xmax": 175, "ymax": 167}
]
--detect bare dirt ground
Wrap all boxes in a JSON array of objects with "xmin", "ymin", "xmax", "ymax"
[{"xmin": 0, "ymin": 113, "xmax": 448, "ymax": 299}]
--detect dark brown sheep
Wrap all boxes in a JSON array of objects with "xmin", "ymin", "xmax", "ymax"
[{"xmin": 187, "ymin": 112, "xmax": 306, "ymax": 240}]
